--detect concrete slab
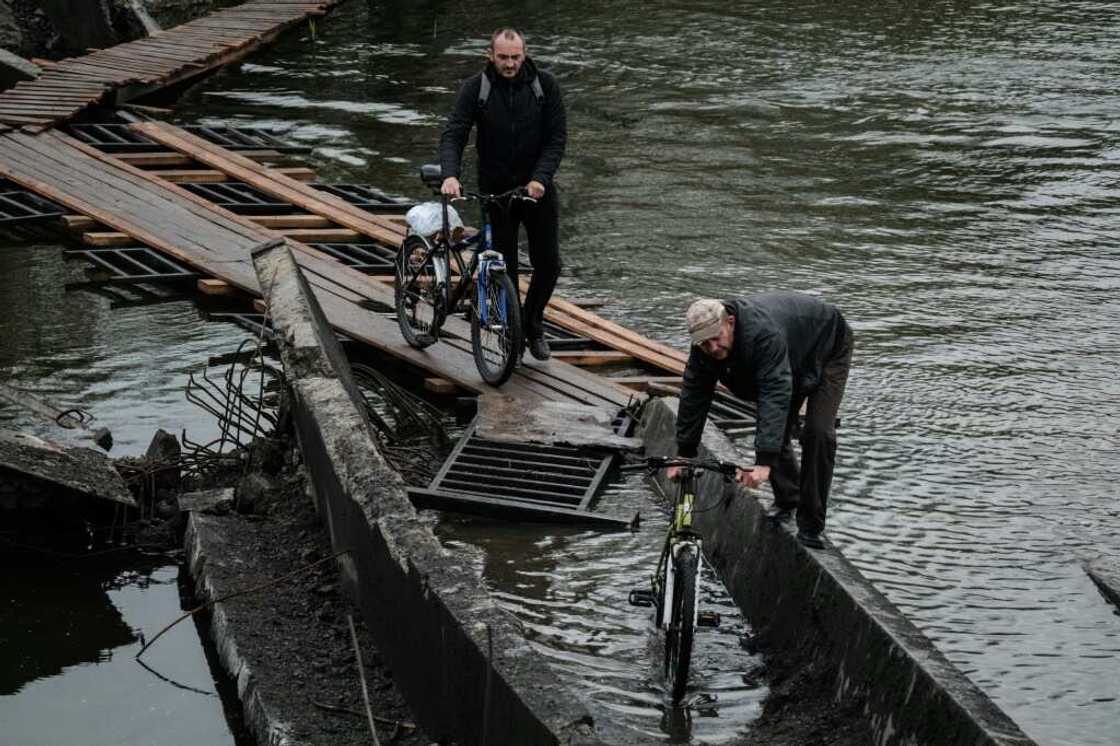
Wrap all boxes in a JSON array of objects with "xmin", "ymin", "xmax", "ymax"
[
  {"xmin": 251, "ymin": 241, "xmax": 614, "ymax": 744},
  {"xmin": 636, "ymin": 397, "xmax": 1036, "ymax": 746},
  {"xmin": 1084, "ymin": 555, "xmax": 1120, "ymax": 611},
  {"xmin": 0, "ymin": 49, "xmax": 40, "ymax": 90},
  {"xmin": 178, "ymin": 487, "xmax": 234, "ymax": 514},
  {"xmin": 476, "ymin": 392, "xmax": 641, "ymax": 451},
  {"xmin": 0, "ymin": 430, "xmax": 135, "ymax": 508}
]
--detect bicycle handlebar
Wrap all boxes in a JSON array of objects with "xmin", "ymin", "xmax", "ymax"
[
  {"xmin": 450, "ymin": 187, "xmax": 537, "ymax": 205},
  {"xmin": 619, "ymin": 455, "xmax": 742, "ymax": 478}
]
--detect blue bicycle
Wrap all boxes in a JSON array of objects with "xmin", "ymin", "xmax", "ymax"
[{"xmin": 394, "ymin": 165, "xmax": 530, "ymax": 386}]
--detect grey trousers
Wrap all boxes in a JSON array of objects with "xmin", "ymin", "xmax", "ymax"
[{"xmin": 769, "ymin": 327, "xmax": 853, "ymax": 534}]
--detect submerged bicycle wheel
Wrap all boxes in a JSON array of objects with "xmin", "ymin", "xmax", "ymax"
[
  {"xmin": 470, "ymin": 268, "xmax": 523, "ymax": 385},
  {"xmin": 665, "ymin": 543, "xmax": 699, "ymax": 703},
  {"xmin": 394, "ymin": 235, "xmax": 443, "ymax": 349}
]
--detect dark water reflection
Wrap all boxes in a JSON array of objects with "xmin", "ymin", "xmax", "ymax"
[{"xmin": 1, "ymin": 0, "xmax": 1118, "ymax": 742}]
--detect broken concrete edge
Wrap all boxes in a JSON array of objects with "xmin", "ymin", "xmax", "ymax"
[
  {"xmin": 638, "ymin": 398, "xmax": 1038, "ymax": 746},
  {"xmin": 0, "ymin": 429, "xmax": 136, "ymax": 507},
  {"xmin": 251, "ymin": 240, "xmax": 612, "ymax": 745},
  {"xmin": 1084, "ymin": 556, "xmax": 1120, "ymax": 611},
  {"xmin": 184, "ymin": 514, "xmax": 302, "ymax": 746},
  {"xmin": 0, "ymin": 48, "xmax": 40, "ymax": 89}
]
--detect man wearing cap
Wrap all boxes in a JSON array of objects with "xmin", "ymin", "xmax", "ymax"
[{"xmin": 671, "ymin": 293, "xmax": 853, "ymax": 549}]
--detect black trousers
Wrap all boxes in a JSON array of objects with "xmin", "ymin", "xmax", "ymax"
[
  {"xmin": 769, "ymin": 326, "xmax": 853, "ymax": 534},
  {"xmin": 488, "ymin": 186, "xmax": 561, "ymax": 340}
]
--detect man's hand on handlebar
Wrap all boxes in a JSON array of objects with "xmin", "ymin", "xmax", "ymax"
[
  {"xmin": 441, "ymin": 176, "xmax": 461, "ymax": 198},
  {"xmin": 526, "ymin": 180, "xmax": 546, "ymax": 199},
  {"xmin": 736, "ymin": 465, "xmax": 770, "ymax": 489}
]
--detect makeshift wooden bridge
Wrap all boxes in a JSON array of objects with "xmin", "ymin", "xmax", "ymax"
[
  {"xmin": 0, "ymin": 0, "xmax": 342, "ymax": 130},
  {"xmin": 0, "ymin": 1, "xmax": 758, "ymax": 527}
]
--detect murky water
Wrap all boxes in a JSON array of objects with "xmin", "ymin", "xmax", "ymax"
[
  {"xmin": 0, "ymin": 558, "xmax": 241, "ymax": 746},
  {"xmin": 2, "ymin": 0, "xmax": 1119, "ymax": 743}
]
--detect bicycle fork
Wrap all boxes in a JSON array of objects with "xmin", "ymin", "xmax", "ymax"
[
  {"xmin": 629, "ymin": 540, "xmax": 720, "ymax": 629},
  {"xmin": 476, "ymin": 249, "xmax": 508, "ymax": 327}
]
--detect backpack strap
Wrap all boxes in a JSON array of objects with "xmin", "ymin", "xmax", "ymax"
[
  {"xmin": 477, "ymin": 73, "xmax": 491, "ymax": 110},
  {"xmin": 476, "ymin": 72, "xmax": 544, "ymax": 112}
]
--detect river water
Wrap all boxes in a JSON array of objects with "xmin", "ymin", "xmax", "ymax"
[{"xmin": 2, "ymin": 1, "xmax": 1119, "ymax": 743}]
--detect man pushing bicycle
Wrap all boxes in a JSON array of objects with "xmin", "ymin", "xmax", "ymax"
[
  {"xmin": 439, "ymin": 27, "xmax": 567, "ymax": 362},
  {"xmin": 670, "ymin": 294, "xmax": 854, "ymax": 549}
]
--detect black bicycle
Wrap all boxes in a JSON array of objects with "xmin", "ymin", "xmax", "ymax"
[
  {"xmin": 622, "ymin": 455, "xmax": 740, "ymax": 702},
  {"xmin": 394, "ymin": 164, "xmax": 533, "ymax": 385}
]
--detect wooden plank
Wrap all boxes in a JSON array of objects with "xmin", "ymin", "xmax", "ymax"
[
  {"xmin": 82, "ymin": 231, "xmax": 133, "ymax": 247},
  {"xmin": 114, "ymin": 150, "xmax": 285, "ymax": 167},
  {"xmin": 198, "ymin": 279, "xmax": 236, "ymax": 295},
  {"xmin": 551, "ymin": 350, "xmax": 636, "ymax": 367},
  {"xmin": 250, "ymin": 214, "xmax": 333, "ymax": 229},
  {"xmin": 146, "ymin": 166, "xmax": 315, "ymax": 183},
  {"xmin": 133, "ymin": 123, "xmax": 403, "ymax": 247},
  {"xmin": 274, "ymin": 227, "xmax": 360, "ymax": 241}
]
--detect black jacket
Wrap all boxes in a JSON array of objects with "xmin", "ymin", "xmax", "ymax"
[
  {"xmin": 676, "ymin": 293, "xmax": 850, "ymax": 465},
  {"xmin": 439, "ymin": 58, "xmax": 567, "ymax": 193}
]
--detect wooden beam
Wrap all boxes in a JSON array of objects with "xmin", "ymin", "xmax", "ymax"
[
  {"xmin": 132, "ymin": 122, "xmax": 405, "ymax": 246},
  {"xmin": 550, "ymin": 350, "xmax": 635, "ymax": 367},
  {"xmin": 148, "ymin": 166, "xmax": 315, "ymax": 183},
  {"xmin": 249, "ymin": 214, "xmax": 333, "ymax": 229},
  {"xmin": 198, "ymin": 278, "xmax": 235, "ymax": 295},
  {"xmin": 115, "ymin": 150, "xmax": 286, "ymax": 167}
]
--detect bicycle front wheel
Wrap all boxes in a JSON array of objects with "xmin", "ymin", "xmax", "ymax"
[
  {"xmin": 665, "ymin": 543, "xmax": 699, "ymax": 703},
  {"xmin": 471, "ymin": 268, "xmax": 523, "ymax": 385},
  {"xmin": 394, "ymin": 235, "xmax": 444, "ymax": 349}
]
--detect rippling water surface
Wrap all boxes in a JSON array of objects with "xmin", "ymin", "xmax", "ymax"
[{"xmin": 3, "ymin": 1, "xmax": 1119, "ymax": 743}]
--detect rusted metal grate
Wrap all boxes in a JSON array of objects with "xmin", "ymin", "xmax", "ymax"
[
  {"xmin": 0, "ymin": 180, "xmax": 63, "ymax": 224},
  {"xmin": 65, "ymin": 245, "xmax": 198, "ymax": 283},
  {"xmin": 408, "ymin": 417, "xmax": 631, "ymax": 528},
  {"xmin": 311, "ymin": 183, "xmax": 414, "ymax": 213},
  {"xmin": 307, "ymin": 242, "xmax": 396, "ymax": 274},
  {"xmin": 65, "ymin": 123, "xmax": 310, "ymax": 153},
  {"xmin": 180, "ymin": 181, "xmax": 291, "ymax": 214},
  {"xmin": 179, "ymin": 181, "xmax": 412, "ymax": 216}
]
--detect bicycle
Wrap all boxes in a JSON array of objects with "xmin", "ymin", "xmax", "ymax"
[
  {"xmin": 394, "ymin": 164, "xmax": 533, "ymax": 386},
  {"xmin": 621, "ymin": 455, "xmax": 741, "ymax": 703}
]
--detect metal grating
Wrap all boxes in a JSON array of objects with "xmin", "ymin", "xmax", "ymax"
[
  {"xmin": 311, "ymin": 183, "xmax": 415, "ymax": 213},
  {"xmin": 408, "ymin": 417, "xmax": 631, "ymax": 528},
  {"xmin": 541, "ymin": 320, "xmax": 596, "ymax": 351},
  {"xmin": 179, "ymin": 181, "xmax": 293, "ymax": 214},
  {"xmin": 64, "ymin": 245, "xmax": 198, "ymax": 283},
  {"xmin": 307, "ymin": 242, "xmax": 396, "ymax": 274},
  {"xmin": 64, "ymin": 123, "xmax": 310, "ymax": 153},
  {"xmin": 0, "ymin": 180, "xmax": 64, "ymax": 224}
]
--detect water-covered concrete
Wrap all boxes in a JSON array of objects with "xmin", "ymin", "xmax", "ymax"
[
  {"xmin": 251, "ymin": 240, "xmax": 613, "ymax": 744},
  {"xmin": 638, "ymin": 398, "xmax": 1036, "ymax": 746}
]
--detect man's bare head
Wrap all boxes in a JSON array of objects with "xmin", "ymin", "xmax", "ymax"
[{"xmin": 488, "ymin": 28, "xmax": 526, "ymax": 79}]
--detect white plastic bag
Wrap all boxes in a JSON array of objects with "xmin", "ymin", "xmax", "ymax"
[{"xmin": 406, "ymin": 201, "xmax": 464, "ymax": 239}]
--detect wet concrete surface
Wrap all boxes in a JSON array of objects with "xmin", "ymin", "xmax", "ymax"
[{"xmin": 0, "ymin": 429, "xmax": 135, "ymax": 508}]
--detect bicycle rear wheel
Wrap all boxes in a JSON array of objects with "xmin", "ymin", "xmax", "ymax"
[
  {"xmin": 394, "ymin": 235, "xmax": 444, "ymax": 349},
  {"xmin": 471, "ymin": 267, "xmax": 523, "ymax": 385},
  {"xmin": 665, "ymin": 543, "xmax": 699, "ymax": 703}
]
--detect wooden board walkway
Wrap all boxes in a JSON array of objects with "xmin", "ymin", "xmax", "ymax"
[
  {"xmin": 0, "ymin": 0, "xmax": 342, "ymax": 130},
  {"xmin": 0, "ymin": 127, "xmax": 636, "ymax": 412}
]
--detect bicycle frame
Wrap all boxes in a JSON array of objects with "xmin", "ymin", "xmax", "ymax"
[{"xmin": 656, "ymin": 465, "xmax": 702, "ymax": 629}]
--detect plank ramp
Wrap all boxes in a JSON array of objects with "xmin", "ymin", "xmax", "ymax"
[
  {"xmin": 0, "ymin": 127, "xmax": 632, "ymax": 410},
  {"xmin": 0, "ymin": 0, "xmax": 342, "ymax": 130}
]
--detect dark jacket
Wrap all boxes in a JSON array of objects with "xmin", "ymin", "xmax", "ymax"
[
  {"xmin": 439, "ymin": 58, "xmax": 567, "ymax": 193},
  {"xmin": 676, "ymin": 293, "xmax": 850, "ymax": 465}
]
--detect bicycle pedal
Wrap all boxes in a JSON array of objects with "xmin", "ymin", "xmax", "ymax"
[
  {"xmin": 697, "ymin": 611, "xmax": 721, "ymax": 627},
  {"xmin": 628, "ymin": 589, "xmax": 655, "ymax": 608}
]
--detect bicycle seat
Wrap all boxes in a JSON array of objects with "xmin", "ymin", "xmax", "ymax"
[{"xmin": 419, "ymin": 164, "xmax": 443, "ymax": 189}]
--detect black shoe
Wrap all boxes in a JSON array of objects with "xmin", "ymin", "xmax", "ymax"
[
  {"xmin": 527, "ymin": 336, "xmax": 551, "ymax": 361},
  {"xmin": 797, "ymin": 530, "xmax": 825, "ymax": 549},
  {"xmin": 765, "ymin": 505, "xmax": 795, "ymax": 523}
]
